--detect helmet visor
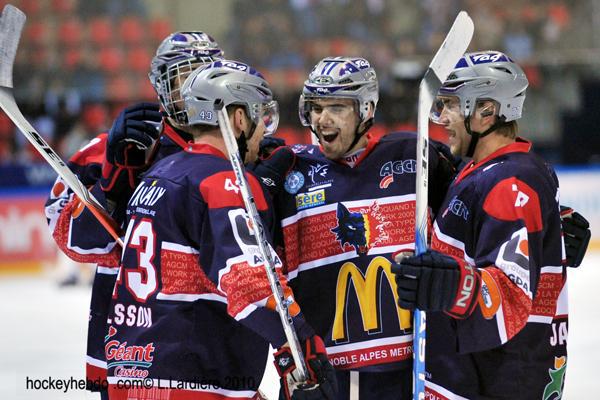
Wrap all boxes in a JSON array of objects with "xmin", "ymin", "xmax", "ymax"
[
  {"xmin": 260, "ymin": 100, "xmax": 279, "ymax": 136},
  {"xmin": 430, "ymin": 95, "xmax": 463, "ymax": 125}
]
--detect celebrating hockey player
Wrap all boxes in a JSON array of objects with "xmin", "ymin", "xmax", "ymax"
[
  {"xmin": 253, "ymin": 56, "xmax": 457, "ymax": 399},
  {"xmin": 392, "ymin": 51, "xmax": 570, "ymax": 399},
  {"xmin": 101, "ymin": 59, "xmax": 336, "ymax": 399},
  {"xmin": 44, "ymin": 31, "xmax": 225, "ymax": 399}
]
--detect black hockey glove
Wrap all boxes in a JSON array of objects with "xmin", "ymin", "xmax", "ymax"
[
  {"xmin": 560, "ymin": 205, "xmax": 591, "ymax": 268},
  {"xmin": 392, "ymin": 250, "xmax": 481, "ymax": 319},
  {"xmin": 259, "ymin": 136, "xmax": 286, "ymax": 159},
  {"xmin": 274, "ymin": 335, "xmax": 337, "ymax": 400},
  {"xmin": 251, "ymin": 146, "xmax": 296, "ymax": 197},
  {"xmin": 100, "ymin": 102, "xmax": 162, "ymax": 202}
]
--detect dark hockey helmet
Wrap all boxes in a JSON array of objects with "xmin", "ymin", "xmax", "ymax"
[
  {"xmin": 181, "ymin": 59, "xmax": 279, "ymax": 136},
  {"xmin": 299, "ymin": 56, "xmax": 379, "ymax": 127},
  {"xmin": 431, "ymin": 51, "xmax": 529, "ymax": 124},
  {"xmin": 148, "ymin": 31, "xmax": 224, "ymax": 125}
]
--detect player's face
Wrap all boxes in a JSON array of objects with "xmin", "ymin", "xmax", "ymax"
[
  {"xmin": 245, "ymin": 120, "xmax": 266, "ymax": 164},
  {"xmin": 434, "ymin": 95, "xmax": 470, "ymax": 157},
  {"xmin": 309, "ymin": 98, "xmax": 361, "ymax": 160}
]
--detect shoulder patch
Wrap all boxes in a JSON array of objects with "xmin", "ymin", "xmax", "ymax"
[
  {"xmin": 482, "ymin": 177, "xmax": 542, "ymax": 233},
  {"xmin": 199, "ymin": 171, "xmax": 268, "ymax": 210},
  {"xmin": 70, "ymin": 134, "xmax": 106, "ymax": 166}
]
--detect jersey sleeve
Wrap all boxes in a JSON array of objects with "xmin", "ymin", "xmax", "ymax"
[
  {"xmin": 454, "ymin": 174, "xmax": 563, "ymax": 353},
  {"xmin": 44, "ymin": 134, "xmax": 121, "ymax": 266},
  {"xmin": 195, "ymin": 170, "xmax": 313, "ymax": 347}
]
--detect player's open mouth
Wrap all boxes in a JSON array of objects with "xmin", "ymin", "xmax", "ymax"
[{"xmin": 321, "ymin": 131, "xmax": 339, "ymax": 143}]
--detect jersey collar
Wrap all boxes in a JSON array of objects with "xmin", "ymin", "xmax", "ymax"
[
  {"xmin": 335, "ymin": 133, "xmax": 378, "ymax": 167},
  {"xmin": 455, "ymin": 137, "xmax": 532, "ymax": 184},
  {"xmin": 161, "ymin": 121, "xmax": 227, "ymax": 158}
]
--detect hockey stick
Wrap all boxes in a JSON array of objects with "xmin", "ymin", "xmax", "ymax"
[
  {"xmin": 0, "ymin": 5, "xmax": 123, "ymax": 247},
  {"xmin": 214, "ymin": 100, "xmax": 309, "ymax": 382},
  {"xmin": 413, "ymin": 11, "xmax": 474, "ymax": 400}
]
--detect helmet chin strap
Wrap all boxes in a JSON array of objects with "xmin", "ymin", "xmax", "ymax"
[
  {"xmin": 236, "ymin": 116, "xmax": 257, "ymax": 163},
  {"xmin": 345, "ymin": 118, "xmax": 373, "ymax": 155},
  {"xmin": 463, "ymin": 116, "xmax": 506, "ymax": 158}
]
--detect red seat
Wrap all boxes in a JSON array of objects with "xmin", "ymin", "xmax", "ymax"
[
  {"xmin": 58, "ymin": 18, "xmax": 84, "ymax": 47},
  {"xmin": 19, "ymin": 0, "xmax": 42, "ymax": 16},
  {"xmin": 99, "ymin": 46, "xmax": 124, "ymax": 74},
  {"xmin": 89, "ymin": 17, "xmax": 113, "ymax": 47},
  {"xmin": 119, "ymin": 16, "xmax": 144, "ymax": 45},
  {"xmin": 63, "ymin": 47, "xmax": 83, "ymax": 70},
  {"xmin": 149, "ymin": 17, "xmax": 173, "ymax": 43},
  {"xmin": 25, "ymin": 20, "xmax": 49, "ymax": 46},
  {"xmin": 107, "ymin": 76, "xmax": 133, "ymax": 102},
  {"xmin": 51, "ymin": 0, "xmax": 76, "ymax": 13},
  {"xmin": 134, "ymin": 76, "xmax": 157, "ymax": 101},
  {"xmin": 127, "ymin": 47, "xmax": 152, "ymax": 74}
]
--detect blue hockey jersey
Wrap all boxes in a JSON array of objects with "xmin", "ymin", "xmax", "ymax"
[
  {"xmin": 106, "ymin": 141, "xmax": 311, "ymax": 399},
  {"xmin": 271, "ymin": 132, "xmax": 454, "ymax": 373},
  {"xmin": 425, "ymin": 139, "xmax": 568, "ymax": 399},
  {"xmin": 45, "ymin": 123, "xmax": 196, "ymax": 388}
]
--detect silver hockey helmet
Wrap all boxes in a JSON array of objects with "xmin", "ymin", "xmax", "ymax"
[
  {"xmin": 181, "ymin": 59, "xmax": 279, "ymax": 135},
  {"xmin": 431, "ymin": 51, "xmax": 529, "ymax": 124},
  {"xmin": 298, "ymin": 57, "xmax": 379, "ymax": 127},
  {"xmin": 148, "ymin": 31, "xmax": 224, "ymax": 125}
]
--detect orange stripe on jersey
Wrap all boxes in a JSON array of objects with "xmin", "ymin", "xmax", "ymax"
[
  {"xmin": 482, "ymin": 177, "xmax": 542, "ymax": 233},
  {"xmin": 199, "ymin": 171, "xmax": 268, "ymax": 210}
]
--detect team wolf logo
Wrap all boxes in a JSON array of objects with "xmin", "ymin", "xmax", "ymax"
[
  {"xmin": 331, "ymin": 202, "xmax": 390, "ymax": 254},
  {"xmin": 331, "ymin": 203, "xmax": 368, "ymax": 254}
]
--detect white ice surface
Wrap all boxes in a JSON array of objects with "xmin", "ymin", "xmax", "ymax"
[{"xmin": 0, "ymin": 252, "xmax": 598, "ymax": 399}]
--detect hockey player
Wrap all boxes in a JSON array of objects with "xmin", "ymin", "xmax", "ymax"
[
  {"xmin": 44, "ymin": 31, "xmax": 224, "ymax": 398},
  {"xmin": 104, "ymin": 59, "xmax": 335, "ymax": 399},
  {"xmin": 253, "ymin": 56, "xmax": 457, "ymax": 399},
  {"xmin": 393, "ymin": 51, "xmax": 570, "ymax": 399}
]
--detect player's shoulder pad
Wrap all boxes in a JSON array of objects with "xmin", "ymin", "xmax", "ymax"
[
  {"xmin": 68, "ymin": 133, "xmax": 107, "ymax": 166},
  {"xmin": 198, "ymin": 170, "xmax": 269, "ymax": 211},
  {"xmin": 482, "ymin": 175, "xmax": 543, "ymax": 233},
  {"xmin": 378, "ymin": 131, "xmax": 418, "ymax": 145}
]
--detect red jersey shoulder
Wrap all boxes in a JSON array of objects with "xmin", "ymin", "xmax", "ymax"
[
  {"xmin": 69, "ymin": 133, "xmax": 107, "ymax": 166},
  {"xmin": 482, "ymin": 176, "xmax": 542, "ymax": 233},
  {"xmin": 199, "ymin": 171, "xmax": 268, "ymax": 211}
]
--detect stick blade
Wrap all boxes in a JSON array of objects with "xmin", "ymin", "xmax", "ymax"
[
  {"xmin": 0, "ymin": 5, "xmax": 26, "ymax": 89},
  {"xmin": 429, "ymin": 11, "xmax": 474, "ymax": 83}
]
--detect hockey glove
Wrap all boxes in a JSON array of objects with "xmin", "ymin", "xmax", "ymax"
[
  {"xmin": 100, "ymin": 102, "xmax": 162, "ymax": 202},
  {"xmin": 392, "ymin": 250, "xmax": 481, "ymax": 319},
  {"xmin": 274, "ymin": 335, "xmax": 337, "ymax": 400},
  {"xmin": 560, "ymin": 205, "xmax": 591, "ymax": 268},
  {"xmin": 251, "ymin": 146, "xmax": 296, "ymax": 197},
  {"xmin": 258, "ymin": 136, "xmax": 286, "ymax": 159}
]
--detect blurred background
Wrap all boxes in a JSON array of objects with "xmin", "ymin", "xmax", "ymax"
[{"xmin": 0, "ymin": 0, "xmax": 598, "ymax": 397}]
